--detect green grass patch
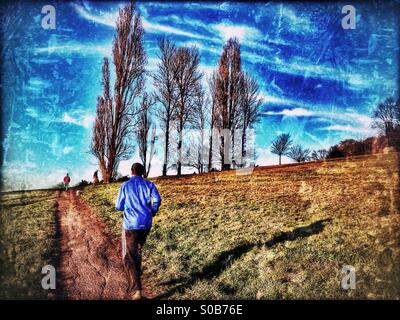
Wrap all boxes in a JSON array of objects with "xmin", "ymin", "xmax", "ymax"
[
  {"xmin": 81, "ymin": 152, "xmax": 400, "ymax": 299},
  {"xmin": 0, "ymin": 190, "xmax": 58, "ymax": 299}
]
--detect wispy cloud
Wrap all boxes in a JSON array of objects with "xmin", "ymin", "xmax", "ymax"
[
  {"xmin": 262, "ymin": 104, "xmax": 375, "ymax": 136},
  {"xmin": 34, "ymin": 43, "xmax": 112, "ymax": 56},
  {"xmin": 72, "ymin": 3, "xmax": 211, "ymax": 41},
  {"xmin": 280, "ymin": 6, "xmax": 316, "ymax": 34},
  {"xmin": 264, "ymin": 107, "xmax": 315, "ymax": 117},
  {"xmin": 142, "ymin": 17, "xmax": 210, "ymax": 40},
  {"xmin": 62, "ymin": 146, "xmax": 74, "ymax": 154},
  {"xmin": 319, "ymin": 125, "xmax": 376, "ymax": 135},
  {"xmin": 72, "ymin": 3, "xmax": 117, "ymax": 27},
  {"xmin": 213, "ymin": 22, "xmax": 262, "ymax": 42},
  {"xmin": 63, "ymin": 112, "xmax": 95, "ymax": 129}
]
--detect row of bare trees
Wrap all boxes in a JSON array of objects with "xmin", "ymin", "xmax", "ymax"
[
  {"xmin": 270, "ymin": 133, "xmax": 328, "ymax": 164},
  {"xmin": 90, "ymin": 2, "xmax": 263, "ymax": 182},
  {"xmin": 269, "ymin": 97, "xmax": 400, "ymax": 165}
]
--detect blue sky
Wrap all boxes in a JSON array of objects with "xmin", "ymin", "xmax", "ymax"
[{"xmin": 1, "ymin": 1, "xmax": 399, "ymax": 190}]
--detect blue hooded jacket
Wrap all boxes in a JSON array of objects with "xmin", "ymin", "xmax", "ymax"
[{"xmin": 115, "ymin": 175, "xmax": 161, "ymax": 230}]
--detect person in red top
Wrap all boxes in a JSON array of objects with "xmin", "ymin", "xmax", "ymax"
[
  {"xmin": 92, "ymin": 170, "xmax": 99, "ymax": 184},
  {"xmin": 63, "ymin": 173, "xmax": 71, "ymax": 191}
]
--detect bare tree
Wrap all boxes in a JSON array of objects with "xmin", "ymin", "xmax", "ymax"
[
  {"xmin": 372, "ymin": 97, "xmax": 399, "ymax": 135},
  {"xmin": 187, "ymin": 88, "xmax": 207, "ymax": 173},
  {"xmin": 153, "ymin": 37, "xmax": 177, "ymax": 176},
  {"xmin": 214, "ymin": 38, "xmax": 244, "ymax": 170},
  {"xmin": 90, "ymin": 2, "xmax": 146, "ymax": 183},
  {"xmin": 287, "ymin": 145, "xmax": 311, "ymax": 163},
  {"xmin": 239, "ymin": 73, "xmax": 262, "ymax": 167},
  {"xmin": 183, "ymin": 137, "xmax": 203, "ymax": 173},
  {"xmin": 135, "ymin": 93, "xmax": 156, "ymax": 178},
  {"xmin": 172, "ymin": 46, "xmax": 203, "ymax": 176},
  {"xmin": 311, "ymin": 149, "xmax": 328, "ymax": 161},
  {"xmin": 270, "ymin": 133, "xmax": 292, "ymax": 165},
  {"xmin": 207, "ymin": 72, "xmax": 218, "ymax": 171}
]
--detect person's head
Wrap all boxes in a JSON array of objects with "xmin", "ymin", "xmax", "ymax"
[
  {"xmin": 66, "ymin": 173, "xmax": 69, "ymax": 176},
  {"xmin": 131, "ymin": 163, "xmax": 145, "ymax": 177}
]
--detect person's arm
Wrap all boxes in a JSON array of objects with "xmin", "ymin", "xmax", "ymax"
[
  {"xmin": 115, "ymin": 183, "xmax": 126, "ymax": 211},
  {"xmin": 150, "ymin": 183, "xmax": 161, "ymax": 216}
]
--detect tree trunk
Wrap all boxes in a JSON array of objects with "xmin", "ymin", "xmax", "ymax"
[
  {"xmin": 220, "ymin": 134, "xmax": 225, "ymax": 170},
  {"xmin": 200, "ymin": 127, "xmax": 204, "ymax": 173},
  {"xmin": 231, "ymin": 128, "xmax": 235, "ymax": 169},
  {"xmin": 279, "ymin": 154, "xmax": 281, "ymax": 166},
  {"xmin": 162, "ymin": 118, "xmax": 170, "ymax": 176},
  {"xmin": 177, "ymin": 120, "xmax": 183, "ymax": 176},
  {"xmin": 221, "ymin": 134, "xmax": 232, "ymax": 170},
  {"xmin": 241, "ymin": 128, "xmax": 246, "ymax": 167},
  {"xmin": 99, "ymin": 160, "xmax": 107, "ymax": 183},
  {"xmin": 105, "ymin": 158, "xmax": 115, "ymax": 183},
  {"xmin": 208, "ymin": 108, "xmax": 214, "ymax": 172},
  {"xmin": 208, "ymin": 128, "xmax": 213, "ymax": 171},
  {"xmin": 143, "ymin": 149, "xmax": 147, "ymax": 178}
]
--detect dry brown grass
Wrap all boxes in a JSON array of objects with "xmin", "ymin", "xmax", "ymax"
[
  {"xmin": 82, "ymin": 152, "xmax": 400, "ymax": 299},
  {"xmin": 0, "ymin": 190, "xmax": 58, "ymax": 299}
]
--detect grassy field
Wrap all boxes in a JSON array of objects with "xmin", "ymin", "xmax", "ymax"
[
  {"xmin": 0, "ymin": 190, "xmax": 58, "ymax": 299},
  {"xmin": 0, "ymin": 153, "xmax": 398, "ymax": 299},
  {"xmin": 82, "ymin": 152, "xmax": 400, "ymax": 299}
]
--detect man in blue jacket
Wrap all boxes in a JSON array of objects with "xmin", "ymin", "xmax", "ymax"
[{"xmin": 115, "ymin": 163, "xmax": 161, "ymax": 300}]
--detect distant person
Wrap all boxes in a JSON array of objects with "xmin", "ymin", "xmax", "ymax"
[
  {"xmin": 63, "ymin": 173, "xmax": 71, "ymax": 191},
  {"xmin": 92, "ymin": 170, "xmax": 99, "ymax": 184},
  {"xmin": 115, "ymin": 163, "xmax": 161, "ymax": 300}
]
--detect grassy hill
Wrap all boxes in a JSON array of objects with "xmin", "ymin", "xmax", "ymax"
[
  {"xmin": 1, "ymin": 153, "xmax": 399, "ymax": 299},
  {"xmin": 81, "ymin": 152, "xmax": 400, "ymax": 299},
  {"xmin": 0, "ymin": 190, "xmax": 58, "ymax": 299}
]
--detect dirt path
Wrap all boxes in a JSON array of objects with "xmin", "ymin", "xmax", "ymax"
[{"xmin": 56, "ymin": 189, "xmax": 130, "ymax": 300}]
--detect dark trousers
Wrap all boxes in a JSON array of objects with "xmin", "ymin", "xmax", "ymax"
[{"xmin": 122, "ymin": 228, "xmax": 150, "ymax": 292}]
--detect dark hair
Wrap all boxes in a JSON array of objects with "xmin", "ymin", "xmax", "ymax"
[{"xmin": 131, "ymin": 163, "xmax": 145, "ymax": 176}]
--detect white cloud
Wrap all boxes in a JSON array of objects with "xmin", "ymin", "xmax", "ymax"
[
  {"xmin": 213, "ymin": 22, "xmax": 262, "ymax": 42},
  {"xmin": 72, "ymin": 3, "xmax": 117, "ymax": 27},
  {"xmin": 263, "ymin": 107, "xmax": 315, "ymax": 117},
  {"xmin": 63, "ymin": 146, "xmax": 74, "ymax": 154},
  {"xmin": 142, "ymin": 17, "xmax": 210, "ymax": 41},
  {"xmin": 262, "ymin": 103, "xmax": 375, "ymax": 137},
  {"xmin": 319, "ymin": 125, "xmax": 376, "ymax": 135},
  {"xmin": 34, "ymin": 43, "xmax": 112, "ymax": 56},
  {"xmin": 63, "ymin": 113, "xmax": 80, "ymax": 126},
  {"xmin": 259, "ymin": 93, "xmax": 297, "ymax": 106},
  {"xmin": 280, "ymin": 7, "xmax": 316, "ymax": 33},
  {"xmin": 25, "ymin": 107, "xmax": 39, "ymax": 118},
  {"xmin": 63, "ymin": 112, "xmax": 95, "ymax": 129},
  {"xmin": 82, "ymin": 114, "xmax": 96, "ymax": 128},
  {"xmin": 72, "ymin": 3, "xmax": 210, "ymax": 41}
]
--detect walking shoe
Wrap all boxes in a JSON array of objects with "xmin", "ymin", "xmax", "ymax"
[{"xmin": 131, "ymin": 290, "xmax": 142, "ymax": 300}]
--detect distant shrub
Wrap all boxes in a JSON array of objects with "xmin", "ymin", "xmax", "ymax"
[
  {"xmin": 54, "ymin": 182, "xmax": 65, "ymax": 190},
  {"xmin": 116, "ymin": 175, "xmax": 129, "ymax": 182},
  {"xmin": 311, "ymin": 149, "xmax": 328, "ymax": 161},
  {"xmin": 76, "ymin": 180, "xmax": 90, "ymax": 188},
  {"xmin": 326, "ymin": 135, "xmax": 394, "ymax": 159},
  {"xmin": 326, "ymin": 145, "xmax": 345, "ymax": 159}
]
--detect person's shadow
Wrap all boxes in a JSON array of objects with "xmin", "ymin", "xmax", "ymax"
[{"xmin": 154, "ymin": 218, "xmax": 332, "ymax": 299}]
